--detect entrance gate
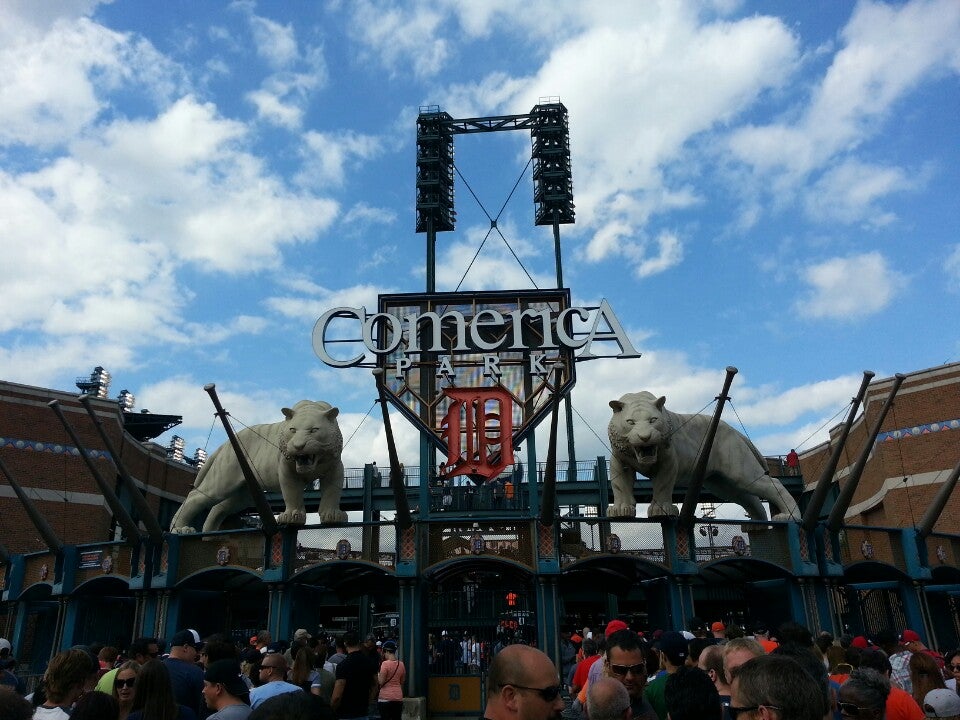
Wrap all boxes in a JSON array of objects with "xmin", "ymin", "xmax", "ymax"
[{"xmin": 426, "ymin": 566, "xmax": 535, "ymax": 717}]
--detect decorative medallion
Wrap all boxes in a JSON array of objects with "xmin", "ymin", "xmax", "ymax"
[
  {"xmin": 861, "ymin": 539, "xmax": 874, "ymax": 559},
  {"xmin": 39, "ymin": 563, "xmax": 49, "ymax": 581},
  {"xmin": 606, "ymin": 533, "xmax": 621, "ymax": 554},
  {"xmin": 336, "ymin": 539, "xmax": 351, "ymax": 560},
  {"xmin": 216, "ymin": 546, "xmax": 231, "ymax": 566},
  {"xmin": 937, "ymin": 544, "xmax": 947, "ymax": 563},
  {"xmin": 101, "ymin": 555, "xmax": 114, "ymax": 574},
  {"xmin": 732, "ymin": 536, "xmax": 748, "ymax": 556},
  {"xmin": 470, "ymin": 532, "xmax": 485, "ymax": 555}
]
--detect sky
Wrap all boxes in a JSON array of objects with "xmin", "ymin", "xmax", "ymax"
[{"xmin": 2, "ymin": 0, "xmax": 959, "ymax": 494}]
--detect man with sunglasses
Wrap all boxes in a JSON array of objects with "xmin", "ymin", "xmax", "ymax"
[
  {"xmin": 250, "ymin": 654, "xmax": 302, "ymax": 709},
  {"xmin": 600, "ymin": 629, "xmax": 657, "ymax": 720},
  {"xmin": 728, "ymin": 654, "xmax": 824, "ymax": 720},
  {"xmin": 483, "ymin": 644, "xmax": 565, "ymax": 720}
]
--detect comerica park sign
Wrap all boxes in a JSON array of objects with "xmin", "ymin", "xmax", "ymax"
[
  {"xmin": 313, "ymin": 293, "xmax": 640, "ymax": 370},
  {"xmin": 312, "ymin": 289, "xmax": 641, "ymax": 478}
]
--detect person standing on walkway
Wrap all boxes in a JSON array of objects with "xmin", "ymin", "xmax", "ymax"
[
  {"xmin": 377, "ymin": 641, "xmax": 405, "ymax": 720},
  {"xmin": 331, "ymin": 632, "xmax": 377, "ymax": 720}
]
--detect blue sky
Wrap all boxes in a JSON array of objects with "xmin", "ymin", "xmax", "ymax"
[{"xmin": 2, "ymin": 0, "xmax": 959, "ymax": 480}]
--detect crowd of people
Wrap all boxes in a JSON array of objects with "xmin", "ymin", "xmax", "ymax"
[
  {"xmin": 6, "ymin": 617, "xmax": 960, "ymax": 720},
  {"xmin": 532, "ymin": 618, "xmax": 960, "ymax": 720},
  {"xmin": 0, "ymin": 627, "xmax": 405, "ymax": 720}
]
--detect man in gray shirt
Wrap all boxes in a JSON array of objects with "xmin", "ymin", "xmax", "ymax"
[{"xmin": 202, "ymin": 660, "xmax": 252, "ymax": 719}]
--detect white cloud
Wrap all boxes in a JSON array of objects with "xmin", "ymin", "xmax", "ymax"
[
  {"xmin": 0, "ymin": 337, "xmax": 137, "ymax": 391},
  {"xmin": 795, "ymin": 252, "xmax": 907, "ymax": 320},
  {"xmin": 728, "ymin": 0, "xmax": 960, "ymax": 180},
  {"xmin": 248, "ymin": 14, "xmax": 299, "ymax": 69},
  {"xmin": 0, "ymin": 16, "xmax": 180, "ymax": 147},
  {"xmin": 341, "ymin": 203, "xmax": 398, "ymax": 228},
  {"xmin": 297, "ymin": 131, "xmax": 384, "ymax": 188},
  {"xmin": 803, "ymin": 160, "xmax": 911, "ymax": 226},
  {"xmin": 265, "ymin": 283, "xmax": 386, "ymax": 322},
  {"xmin": 246, "ymin": 87, "xmax": 304, "ymax": 129},
  {"xmin": 346, "ymin": 2, "xmax": 450, "ymax": 79},
  {"xmin": 945, "ymin": 245, "xmax": 960, "ymax": 293},
  {"xmin": 633, "ymin": 231, "xmax": 683, "ymax": 278}
]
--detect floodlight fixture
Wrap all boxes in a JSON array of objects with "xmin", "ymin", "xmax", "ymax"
[
  {"xmin": 531, "ymin": 101, "xmax": 575, "ymax": 226},
  {"xmin": 415, "ymin": 107, "xmax": 456, "ymax": 233}
]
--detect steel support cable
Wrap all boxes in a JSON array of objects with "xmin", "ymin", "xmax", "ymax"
[
  {"xmin": 452, "ymin": 158, "xmax": 539, "ymax": 291},
  {"xmin": 792, "ymin": 403, "xmax": 850, "ymax": 453},
  {"xmin": 889, "ymin": 403, "xmax": 918, "ymax": 527},
  {"xmin": 453, "ymin": 225, "xmax": 495, "ymax": 293}
]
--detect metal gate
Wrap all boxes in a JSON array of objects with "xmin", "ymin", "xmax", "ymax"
[
  {"xmin": 835, "ymin": 585, "xmax": 906, "ymax": 637},
  {"xmin": 426, "ymin": 568, "xmax": 535, "ymax": 717}
]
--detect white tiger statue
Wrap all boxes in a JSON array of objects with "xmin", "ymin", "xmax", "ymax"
[
  {"xmin": 170, "ymin": 400, "xmax": 347, "ymax": 533},
  {"xmin": 607, "ymin": 391, "xmax": 800, "ymax": 521}
]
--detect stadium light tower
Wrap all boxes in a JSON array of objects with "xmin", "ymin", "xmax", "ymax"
[{"xmin": 415, "ymin": 100, "xmax": 575, "ymax": 291}]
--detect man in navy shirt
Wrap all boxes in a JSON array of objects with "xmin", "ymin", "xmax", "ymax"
[{"xmin": 164, "ymin": 629, "xmax": 206, "ymax": 715}]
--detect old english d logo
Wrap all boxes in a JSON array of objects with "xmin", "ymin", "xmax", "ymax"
[{"xmin": 440, "ymin": 387, "xmax": 514, "ymax": 480}]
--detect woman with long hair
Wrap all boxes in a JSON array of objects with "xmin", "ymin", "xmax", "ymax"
[
  {"xmin": 377, "ymin": 640, "xmax": 405, "ymax": 720},
  {"xmin": 910, "ymin": 650, "xmax": 946, "ymax": 708},
  {"xmin": 112, "ymin": 660, "xmax": 141, "ymax": 720},
  {"xmin": 289, "ymin": 646, "xmax": 321, "ymax": 696},
  {"xmin": 127, "ymin": 659, "xmax": 197, "ymax": 720}
]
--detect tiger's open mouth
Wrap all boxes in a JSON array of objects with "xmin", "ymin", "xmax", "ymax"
[
  {"xmin": 291, "ymin": 454, "xmax": 322, "ymax": 473},
  {"xmin": 633, "ymin": 445, "xmax": 658, "ymax": 464}
]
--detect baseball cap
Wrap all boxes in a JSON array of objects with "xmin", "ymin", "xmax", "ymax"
[
  {"xmin": 204, "ymin": 660, "xmax": 250, "ymax": 698},
  {"xmin": 851, "ymin": 636, "xmax": 869, "ymax": 649},
  {"xmin": 0, "ymin": 638, "xmax": 10, "ymax": 652},
  {"xmin": 605, "ymin": 620, "xmax": 629, "ymax": 637},
  {"xmin": 656, "ymin": 631, "xmax": 689, "ymax": 665},
  {"xmin": 571, "ymin": 634, "xmax": 583, "ymax": 644},
  {"xmin": 171, "ymin": 629, "xmax": 202, "ymax": 649},
  {"xmin": 382, "ymin": 640, "xmax": 397, "ymax": 653},
  {"xmin": 923, "ymin": 688, "xmax": 960, "ymax": 717},
  {"xmin": 711, "ymin": 622, "xmax": 725, "ymax": 632},
  {"xmin": 293, "ymin": 629, "xmax": 312, "ymax": 641},
  {"xmin": 901, "ymin": 629, "xmax": 921, "ymax": 643}
]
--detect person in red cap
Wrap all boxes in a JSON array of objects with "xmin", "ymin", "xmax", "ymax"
[
  {"xmin": 605, "ymin": 620, "xmax": 629, "ymax": 637},
  {"xmin": 711, "ymin": 623, "xmax": 726, "ymax": 643}
]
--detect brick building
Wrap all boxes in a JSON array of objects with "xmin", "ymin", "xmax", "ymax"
[
  {"xmin": 800, "ymin": 362, "xmax": 960, "ymax": 533},
  {"xmin": 0, "ymin": 377, "xmax": 196, "ymax": 553}
]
